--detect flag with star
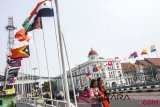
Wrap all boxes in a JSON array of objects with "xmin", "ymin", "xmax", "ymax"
[
  {"xmin": 10, "ymin": 45, "xmax": 30, "ymax": 59},
  {"xmin": 22, "ymin": 0, "xmax": 53, "ymax": 32}
]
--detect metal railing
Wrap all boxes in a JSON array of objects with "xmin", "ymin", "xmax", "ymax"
[{"xmin": 17, "ymin": 97, "xmax": 75, "ymax": 107}]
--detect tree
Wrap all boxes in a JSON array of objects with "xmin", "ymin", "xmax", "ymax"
[
  {"xmin": 42, "ymin": 81, "xmax": 57, "ymax": 92},
  {"xmin": 143, "ymin": 65, "xmax": 157, "ymax": 79}
]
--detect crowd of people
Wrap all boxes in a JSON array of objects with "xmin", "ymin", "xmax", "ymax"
[
  {"xmin": 43, "ymin": 77, "xmax": 110, "ymax": 107},
  {"xmin": 69, "ymin": 77, "xmax": 110, "ymax": 107}
]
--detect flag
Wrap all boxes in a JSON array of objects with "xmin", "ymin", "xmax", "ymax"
[
  {"xmin": 85, "ymin": 72, "xmax": 91, "ymax": 77},
  {"xmin": 15, "ymin": 29, "xmax": 31, "ymax": 42},
  {"xmin": 10, "ymin": 71, "xmax": 18, "ymax": 77},
  {"xmin": 9, "ymin": 60, "xmax": 21, "ymax": 67},
  {"xmin": 23, "ymin": 17, "xmax": 43, "ymax": 32},
  {"xmin": 150, "ymin": 45, "xmax": 156, "ymax": 52},
  {"xmin": 115, "ymin": 57, "xmax": 119, "ymax": 60},
  {"xmin": 107, "ymin": 61, "xmax": 112, "ymax": 66},
  {"xmin": 141, "ymin": 49, "xmax": 148, "ymax": 55},
  {"xmin": 23, "ymin": 0, "xmax": 53, "ymax": 32},
  {"xmin": 10, "ymin": 45, "xmax": 30, "ymax": 59},
  {"xmin": 8, "ymin": 67, "xmax": 20, "ymax": 74},
  {"xmin": 7, "ymin": 57, "xmax": 22, "ymax": 64},
  {"xmin": 133, "ymin": 52, "xmax": 138, "ymax": 58},
  {"xmin": 129, "ymin": 53, "xmax": 134, "ymax": 59}
]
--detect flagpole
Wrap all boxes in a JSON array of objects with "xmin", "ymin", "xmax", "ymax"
[
  {"xmin": 62, "ymin": 33, "xmax": 78, "ymax": 107},
  {"xmin": 54, "ymin": 0, "xmax": 71, "ymax": 106},
  {"xmin": 28, "ymin": 57, "xmax": 33, "ymax": 97},
  {"xmin": 41, "ymin": 29, "xmax": 53, "ymax": 101},
  {"xmin": 53, "ymin": 18, "xmax": 65, "ymax": 99},
  {"xmin": 155, "ymin": 50, "xmax": 160, "ymax": 65},
  {"xmin": 155, "ymin": 50, "xmax": 160, "ymax": 81},
  {"xmin": 32, "ymin": 31, "xmax": 43, "ymax": 98},
  {"xmin": 21, "ymin": 60, "xmax": 24, "ymax": 97}
]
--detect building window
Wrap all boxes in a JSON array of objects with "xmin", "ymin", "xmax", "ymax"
[
  {"xmin": 116, "ymin": 63, "xmax": 119, "ymax": 66},
  {"xmin": 117, "ymin": 66, "xmax": 119, "ymax": 69}
]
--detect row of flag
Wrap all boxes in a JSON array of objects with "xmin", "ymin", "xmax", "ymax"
[
  {"xmin": 113, "ymin": 45, "xmax": 158, "ymax": 60},
  {"xmin": 84, "ymin": 45, "xmax": 158, "ymax": 77},
  {"xmin": 84, "ymin": 61, "xmax": 113, "ymax": 77},
  {"xmin": 15, "ymin": 0, "xmax": 54, "ymax": 42},
  {"xmin": 128, "ymin": 45, "xmax": 157, "ymax": 59},
  {"xmin": 6, "ymin": 0, "xmax": 54, "ymax": 84}
]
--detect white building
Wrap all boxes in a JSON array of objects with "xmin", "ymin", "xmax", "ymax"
[{"xmin": 56, "ymin": 48, "xmax": 126, "ymax": 90}]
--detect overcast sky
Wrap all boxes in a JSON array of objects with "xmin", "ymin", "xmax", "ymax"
[{"xmin": 0, "ymin": 0, "xmax": 160, "ymax": 77}]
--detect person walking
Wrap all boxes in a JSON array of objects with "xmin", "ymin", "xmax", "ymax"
[
  {"xmin": 97, "ymin": 78, "xmax": 110, "ymax": 107},
  {"xmin": 89, "ymin": 79, "xmax": 104, "ymax": 107}
]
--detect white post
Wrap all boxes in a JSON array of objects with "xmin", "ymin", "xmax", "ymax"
[{"xmin": 54, "ymin": 0, "xmax": 71, "ymax": 106}]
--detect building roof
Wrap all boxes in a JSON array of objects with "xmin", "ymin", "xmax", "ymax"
[
  {"xmin": 121, "ymin": 63, "xmax": 136, "ymax": 72},
  {"xmin": 88, "ymin": 48, "xmax": 98, "ymax": 56},
  {"xmin": 144, "ymin": 58, "xmax": 160, "ymax": 66},
  {"xmin": 135, "ymin": 58, "xmax": 160, "ymax": 66},
  {"xmin": 135, "ymin": 60, "xmax": 149, "ymax": 66}
]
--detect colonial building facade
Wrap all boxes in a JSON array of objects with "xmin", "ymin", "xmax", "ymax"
[
  {"xmin": 56, "ymin": 49, "xmax": 126, "ymax": 90},
  {"xmin": 121, "ymin": 58, "xmax": 160, "ymax": 85}
]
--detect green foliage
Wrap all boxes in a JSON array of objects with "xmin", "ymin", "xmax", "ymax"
[
  {"xmin": 7, "ymin": 101, "xmax": 15, "ymax": 107},
  {"xmin": 42, "ymin": 81, "xmax": 57, "ymax": 92},
  {"xmin": 143, "ymin": 66, "xmax": 157, "ymax": 79}
]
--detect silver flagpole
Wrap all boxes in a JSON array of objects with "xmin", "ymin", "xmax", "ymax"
[
  {"xmin": 54, "ymin": 0, "xmax": 71, "ymax": 106},
  {"xmin": 62, "ymin": 33, "xmax": 78, "ymax": 107},
  {"xmin": 155, "ymin": 50, "xmax": 160, "ymax": 65},
  {"xmin": 155, "ymin": 50, "xmax": 160, "ymax": 81}
]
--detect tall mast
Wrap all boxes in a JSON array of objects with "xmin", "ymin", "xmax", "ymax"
[
  {"xmin": 6, "ymin": 17, "xmax": 16, "ymax": 55},
  {"xmin": 54, "ymin": 0, "xmax": 71, "ymax": 106},
  {"xmin": 3, "ymin": 17, "xmax": 16, "ymax": 90}
]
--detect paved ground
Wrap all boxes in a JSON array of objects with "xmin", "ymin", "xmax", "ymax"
[{"xmin": 76, "ymin": 92, "xmax": 160, "ymax": 107}]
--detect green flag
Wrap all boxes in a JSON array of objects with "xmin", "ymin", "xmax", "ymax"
[
  {"xmin": 23, "ymin": 17, "xmax": 43, "ymax": 32},
  {"xmin": 8, "ymin": 67, "xmax": 20, "ymax": 74}
]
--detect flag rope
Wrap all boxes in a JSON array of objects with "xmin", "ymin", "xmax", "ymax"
[
  {"xmin": 62, "ymin": 32, "xmax": 78, "ymax": 107},
  {"xmin": 33, "ymin": 31, "xmax": 43, "ymax": 98},
  {"xmin": 41, "ymin": 28, "xmax": 53, "ymax": 101},
  {"xmin": 53, "ymin": 17, "xmax": 65, "ymax": 99}
]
